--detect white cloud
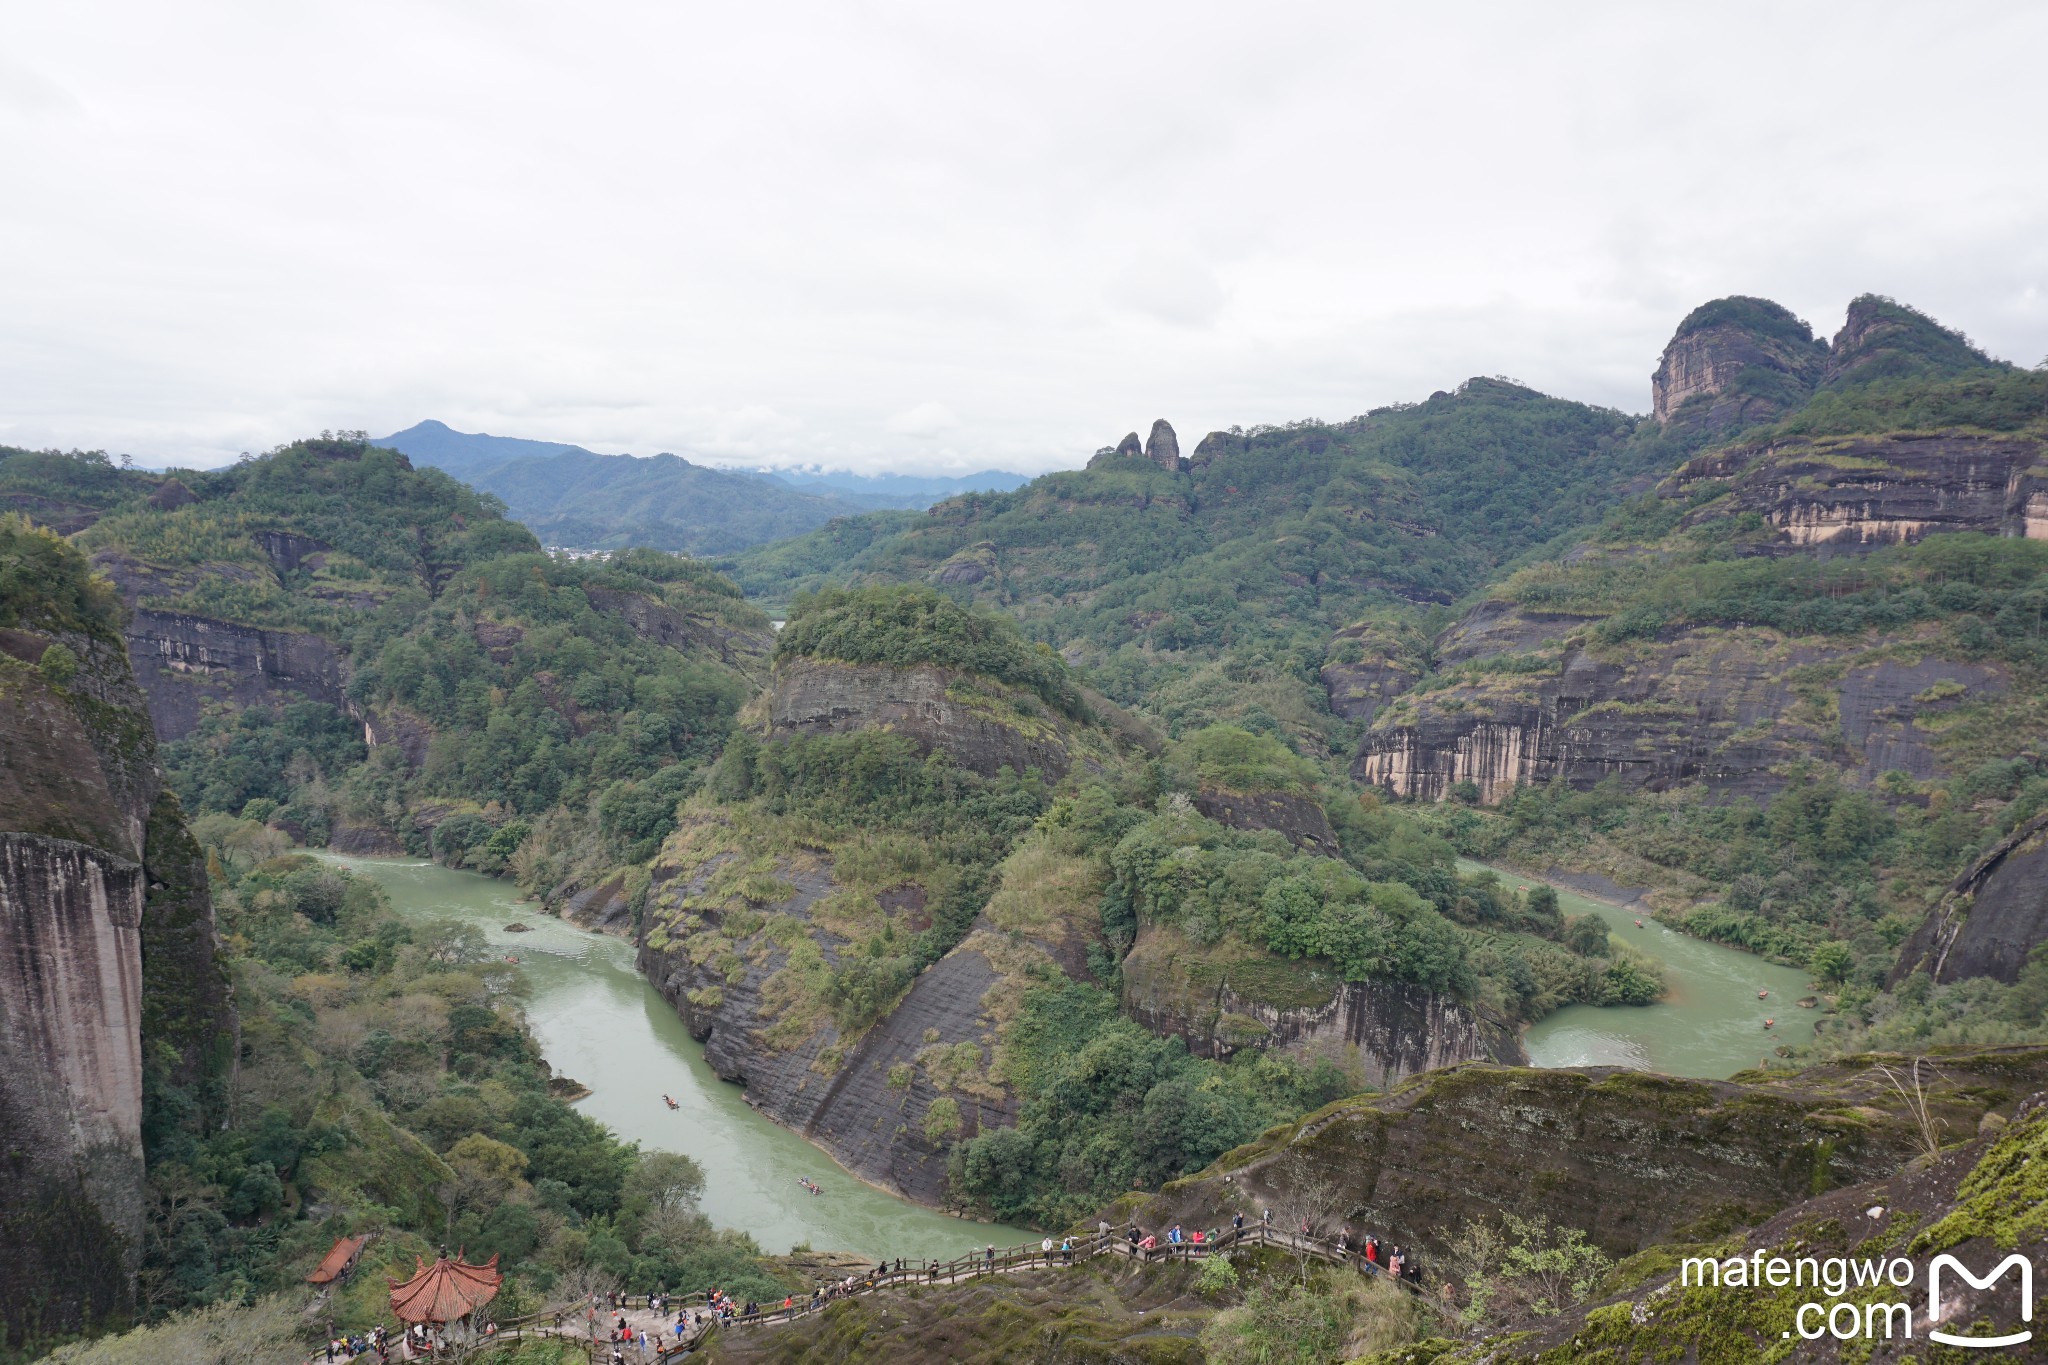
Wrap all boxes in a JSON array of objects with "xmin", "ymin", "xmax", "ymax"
[
  {"xmin": 884, "ymin": 402, "xmax": 961, "ymax": 438},
  {"xmin": 2, "ymin": 1, "xmax": 2045, "ymax": 475},
  {"xmin": 1105, "ymin": 250, "xmax": 1229, "ymax": 328}
]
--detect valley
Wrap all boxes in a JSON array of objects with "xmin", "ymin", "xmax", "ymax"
[
  {"xmin": 9, "ymin": 289, "xmax": 2048, "ymax": 1362},
  {"xmin": 325, "ymin": 853, "xmax": 1028, "ymax": 1259}
]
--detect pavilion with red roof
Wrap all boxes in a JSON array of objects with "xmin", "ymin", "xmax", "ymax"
[
  {"xmin": 388, "ymin": 1250, "xmax": 502, "ymax": 1329},
  {"xmin": 306, "ymin": 1234, "xmax": 370, "ymax": 1287}
]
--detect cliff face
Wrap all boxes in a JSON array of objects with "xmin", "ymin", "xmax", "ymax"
[
  {"xmin": 1892, "ymin": 809, "xmax": 2048, "ymax": 987},
  {"xmin": 768, "ymin": 658, "xmax": 1075, "ymax": 780},
  {"xmin": 584, "ymin": 585, "xmax": 772, "ymax": 671},
  {"xmin": 1354, "ymin": 603, "xmax": 1994, "ymax": 803},
  {"xmin": 1434, "ymin": 1086, "xmax": 2048, "ymax": 1363},
  {"xmin": 122, "ymin": 608, "xmax": 348, "ymax": 741},
  {"xmin": 1126, "ymin": 1048, "xmax": 2048, "ymax": 1263},
  {"xmin": 1669, "ymin": 431, "xmax": 2048, "ymax": 551},
  {"xmin": 1825, "ymin": 291, "xmax": 2009, "ymax": 385},
  {"xmin": 1121, "ymin": 926, "xmax": 1524, "ymax": 1083},
  {"xmin": 636, "ymin": 815, "xmax": 1095, "ymax": 1206},
  {"xmin": 1651, "ymin": 297, "xmax": 1828, "ymax": 431},
  {"xmin": 1189, "ymin": 788, "xmax": 1338, "ymax": 853},
  {"xmin": 0, "ymin": 626, "xmax": 233, "ymax": 1342}
]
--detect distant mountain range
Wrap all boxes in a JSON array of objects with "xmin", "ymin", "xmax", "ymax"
[{"xmin": 377, "ymin": 420, "xmax": 1027, "ymax": 555}]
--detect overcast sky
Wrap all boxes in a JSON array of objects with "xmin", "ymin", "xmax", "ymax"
[{"xmin": 4, "ymin": 2, "xmax": 2045, "ymax": 475}]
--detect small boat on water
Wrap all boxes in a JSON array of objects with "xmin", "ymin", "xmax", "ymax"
[
  {"xmin": 1758, "ymin": 990, "xmax": 1769, "ymax": 999},
  {"xmin": 1763, "ymin": 1019, "xmax": 1775, "ymax": 1029},
  {"xmin": 1633, "ymin": 919, "xmax": 1644, "ymax": 928},
  {"xmin": 663, "ymin": 1095, "xmax": 679, "ymax": 1110}
]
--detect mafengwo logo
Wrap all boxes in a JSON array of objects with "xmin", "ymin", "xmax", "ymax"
[{"xmin": 1680, "ymin": 1248, "xmax": 2033, "ymax": 1347}]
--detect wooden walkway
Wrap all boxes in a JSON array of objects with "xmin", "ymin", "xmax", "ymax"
[
  {"xmin": 636, "ymin": 1223, "xmax": 1439, "ymax": 1359},
  {"xmin": 319, "ymin": 1224, "xmax": 1438, "ymax": 1362}
]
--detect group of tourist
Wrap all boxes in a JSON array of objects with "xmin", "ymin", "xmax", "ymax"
[{"xmin": 320, "ymin": 1324, "xmax": 389, "ymax": 1362}]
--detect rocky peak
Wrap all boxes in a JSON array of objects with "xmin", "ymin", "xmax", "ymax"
[
  {"xmin": 1651, "ymin": 295, "xmax": 1827, "ymax": 430},
  {"xmin": 1825, "ymin": 293, "xmax": 2006, "ymax": 385},
  {"xmin": 1189, "ymin": 429, "xmax": 1247, "ymax": 468},
  {"xmin": 1114, "ymin": 431, "xmax": 1143, "ymax": 461},
  {"xmin": 1143, "ymin": 419, "xmax": 1180, "ymax": 471},
  {"xmin": 148, "ymin": 477, "xmax": 196, "ymax": 511}
]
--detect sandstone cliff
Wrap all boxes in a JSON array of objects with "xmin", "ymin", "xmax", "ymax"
[
  {"xmin": 1651, "ymin": 296, "xmax": 1828, "ymax": 431},
  {"xmin": 1892, "ymin": 808, "xmax": 2048, "ymax": 987},
  {"xmin": 1121, "ymin": 926, "xmax": 1524, "ymax": 1083},
  {"xmin": 0, "ymin": 607, "xmax": 233, "ymax": 1342},
  {"xmin": 1354, "ymin": 606, "xmax": 1996, "ymax": 804},
  {"xmin": 1414, "ymin": 1080, "xmax": 2048, "ymax": 1363},
  {"xmin": 1668, "ymin": 430, "xmax": 2048, "ymax": 551},
  {"xmin": 768, "ymin": 657, "xmax": 1077, "ymax": 780},
  {"xmin": 637, "ymin": 815, "xmax": 1099, "ymax": 1206},
  {"xmin": 1122, "ymin": 1047, "xmax": 2048, "ymax": 1263}
]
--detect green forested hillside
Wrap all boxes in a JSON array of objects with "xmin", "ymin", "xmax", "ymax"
[
  {"xmin": 723, "ymin": 381, "xmax": 1685, "ymax": 750},
  {"xmin": 379, "ymin": 420, "xmax": 1024, "ymax": 555},
  {"xmin": 4, "ymin": 435, "xmax": 771, "ymax": 892},
  {"xmin": 1368, "ymin": 348, "xmax": 2048, "ymax": 1056},
  {"xmin": 651, "ymin": 586, "xmax": 1628, "ymax": 1229}
]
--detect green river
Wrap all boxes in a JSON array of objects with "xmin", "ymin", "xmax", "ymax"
[
  {"xmin": 326, "ymin": 854, "xmax": 1814, "ymax": 1257},
  {"xmin": 324, "ymin": 855, "xmax": 1026, "ymax": 1259},
  {"xmin": 1468, "ymin": 861, "xmax": 1819, "ymax": 1076}
]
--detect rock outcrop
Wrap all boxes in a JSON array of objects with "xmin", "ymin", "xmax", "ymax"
[
  {"xmin": 1189, "ymin": 429, "xmax": 1247, "ymax": 469},
  {"xmin": 1121, "ymin": 927, "xmax": 1523, "ymax": 1083},
  {"xmin": 768, "ymin": 658, "xmax": 1075, "ymax": 780},
  {"xmin": 1189, "ymin": 788, "xmax": 1338, "ymax": 853},
  {"xmin": 1825, "ymin": 291, "xmax": 2008, "ymax": 385},
  {"xmin": 1320, "ymin": 623, "xmax": 1423, "ymax": 725},
  {"xmin": 1424, "ymin": 1082, "xmax": 2048, "ymax": 1362},
  {"xmin": 637, "ymin": 819, "xmax": 1099, "ymax": 1207},
  {"xmin": 1651, "ymin": 296, "xmax": 1829, "ymax": 430},
  {"xmin": 583, "ymin": 586, "xmax": 773, "ymax": 671},
  {"xmin": 642, "ymin": 900, "xmax": 1020, "ymax": 1206},
  {"xmin": 1354, "ymin": 598, "xmax": 1998, "ymax": 803},
  {"xmin": 1892, "ymin": 809, "xmax": 2048, "ymax": 987},
  {"xmin": 122, "ymin": 609, "xmax": 348, "ymax": 741},
  {"xmin": 1123, "ymin": 1047, "xmax": 2048, "ymax": 1263},
  {"xmin": 1670, "ymin": 430, "xmax": 2048, "ymax": 550},
  {"xmin": 0, "ymin": 624, "xmax": 233, "ymax": 1343},
  {"xmin": 1143, "ymin": 419, "xmax": 1180, "ymax": 472}
]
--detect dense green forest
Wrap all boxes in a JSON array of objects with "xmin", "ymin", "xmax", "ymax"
[
  {"xmin": 720, "ymin": 381, "xmax": 1708, "ymax": 757},
  {"xmin": 675, "ymin": 587, "xmax": 1635, "ymax": 1229},
  {"xmin": 1393, "ymin": 354, "xmax": 2048, "ymax": 1059},
  {"xmin": 143, "ymin": 819, "xmax": 787, "ymax": 1323},
  {"xmin": 0, "ymin": 437, "xmax": 774, "ymax": 899},
  {"xmin": 17, "ymin": 292, "xmax": 2048, "ymax": 1363}
]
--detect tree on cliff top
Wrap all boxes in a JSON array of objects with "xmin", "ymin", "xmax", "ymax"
[
  {"xmin": 776, "ymin": 583, "xmax": 1086, "ymax": 717},
  {"xmin": 0, "ymin": 512, "xmax": 123, "ymax": 638}
]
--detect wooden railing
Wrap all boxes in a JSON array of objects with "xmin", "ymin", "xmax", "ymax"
[
  {"xmin": 320, "ymin": 1225, "xmax": 1442, "ymax": 1361},
  {"xmin": 642, "ymin": 1223, "xmax": 1443, "ymax": 1358}
]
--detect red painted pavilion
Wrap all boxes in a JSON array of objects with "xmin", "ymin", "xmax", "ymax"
[
  {"xmin": 307, "ymin": 1234, "xmax": 370, "ymax": 1286},
  {"xmin": 387, "ymin": 1250, "xmax": 503, "ymax": 1327}
]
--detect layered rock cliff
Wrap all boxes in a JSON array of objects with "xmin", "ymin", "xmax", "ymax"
[
  {"xmin": 1121, "ymin": 926, "xmax": 1524, "ymax": 1083},
  {"xmin": 1651, "ymin": 296, "xmax": 1829, "ymax": 431},
  {"xmin": 1892, "ymin": 809, "xmax": 2048, "ymax": 987},
  {"xmin": 634, "ymin": 639, "xmax": 1117, "ymax": 1204},
  {"xmin": 1354, "ymin": 602, "xmax": 1997, "ymax": 803},
  {"xmin": 1353, "ymin": 296, "xmax": 2042, "ymax": 806},
  {"xmin": 637, "ymin": 812, "xmax": 1097, "ymax": 1206},
  {"xmin": 1123, "ymin": 1047, "xmax": 2048, "ymax": 1263},
  {"xmin": 0, "ymin": 552, "xmax": 233, "ymax": 1343},
  {"xmin": 1668, "ymin": 430, "xmax": 2048, "ymax": 551},
  {"xmin": 1416, "ymin": 1080, "xmax": 2048, "ymax": 1362},
  {"xmin": 768, "ymin": 657, "xmax": 1076, "ymax": 780}
]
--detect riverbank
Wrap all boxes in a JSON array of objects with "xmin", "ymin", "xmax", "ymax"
[
  {"xmin": 321, "ymin": 854, "xmax": 1029, "ymax": 1259},
  {"xmin": 1458, "ymin": 859, "xmax": 1817, "ymax": 1078}
]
